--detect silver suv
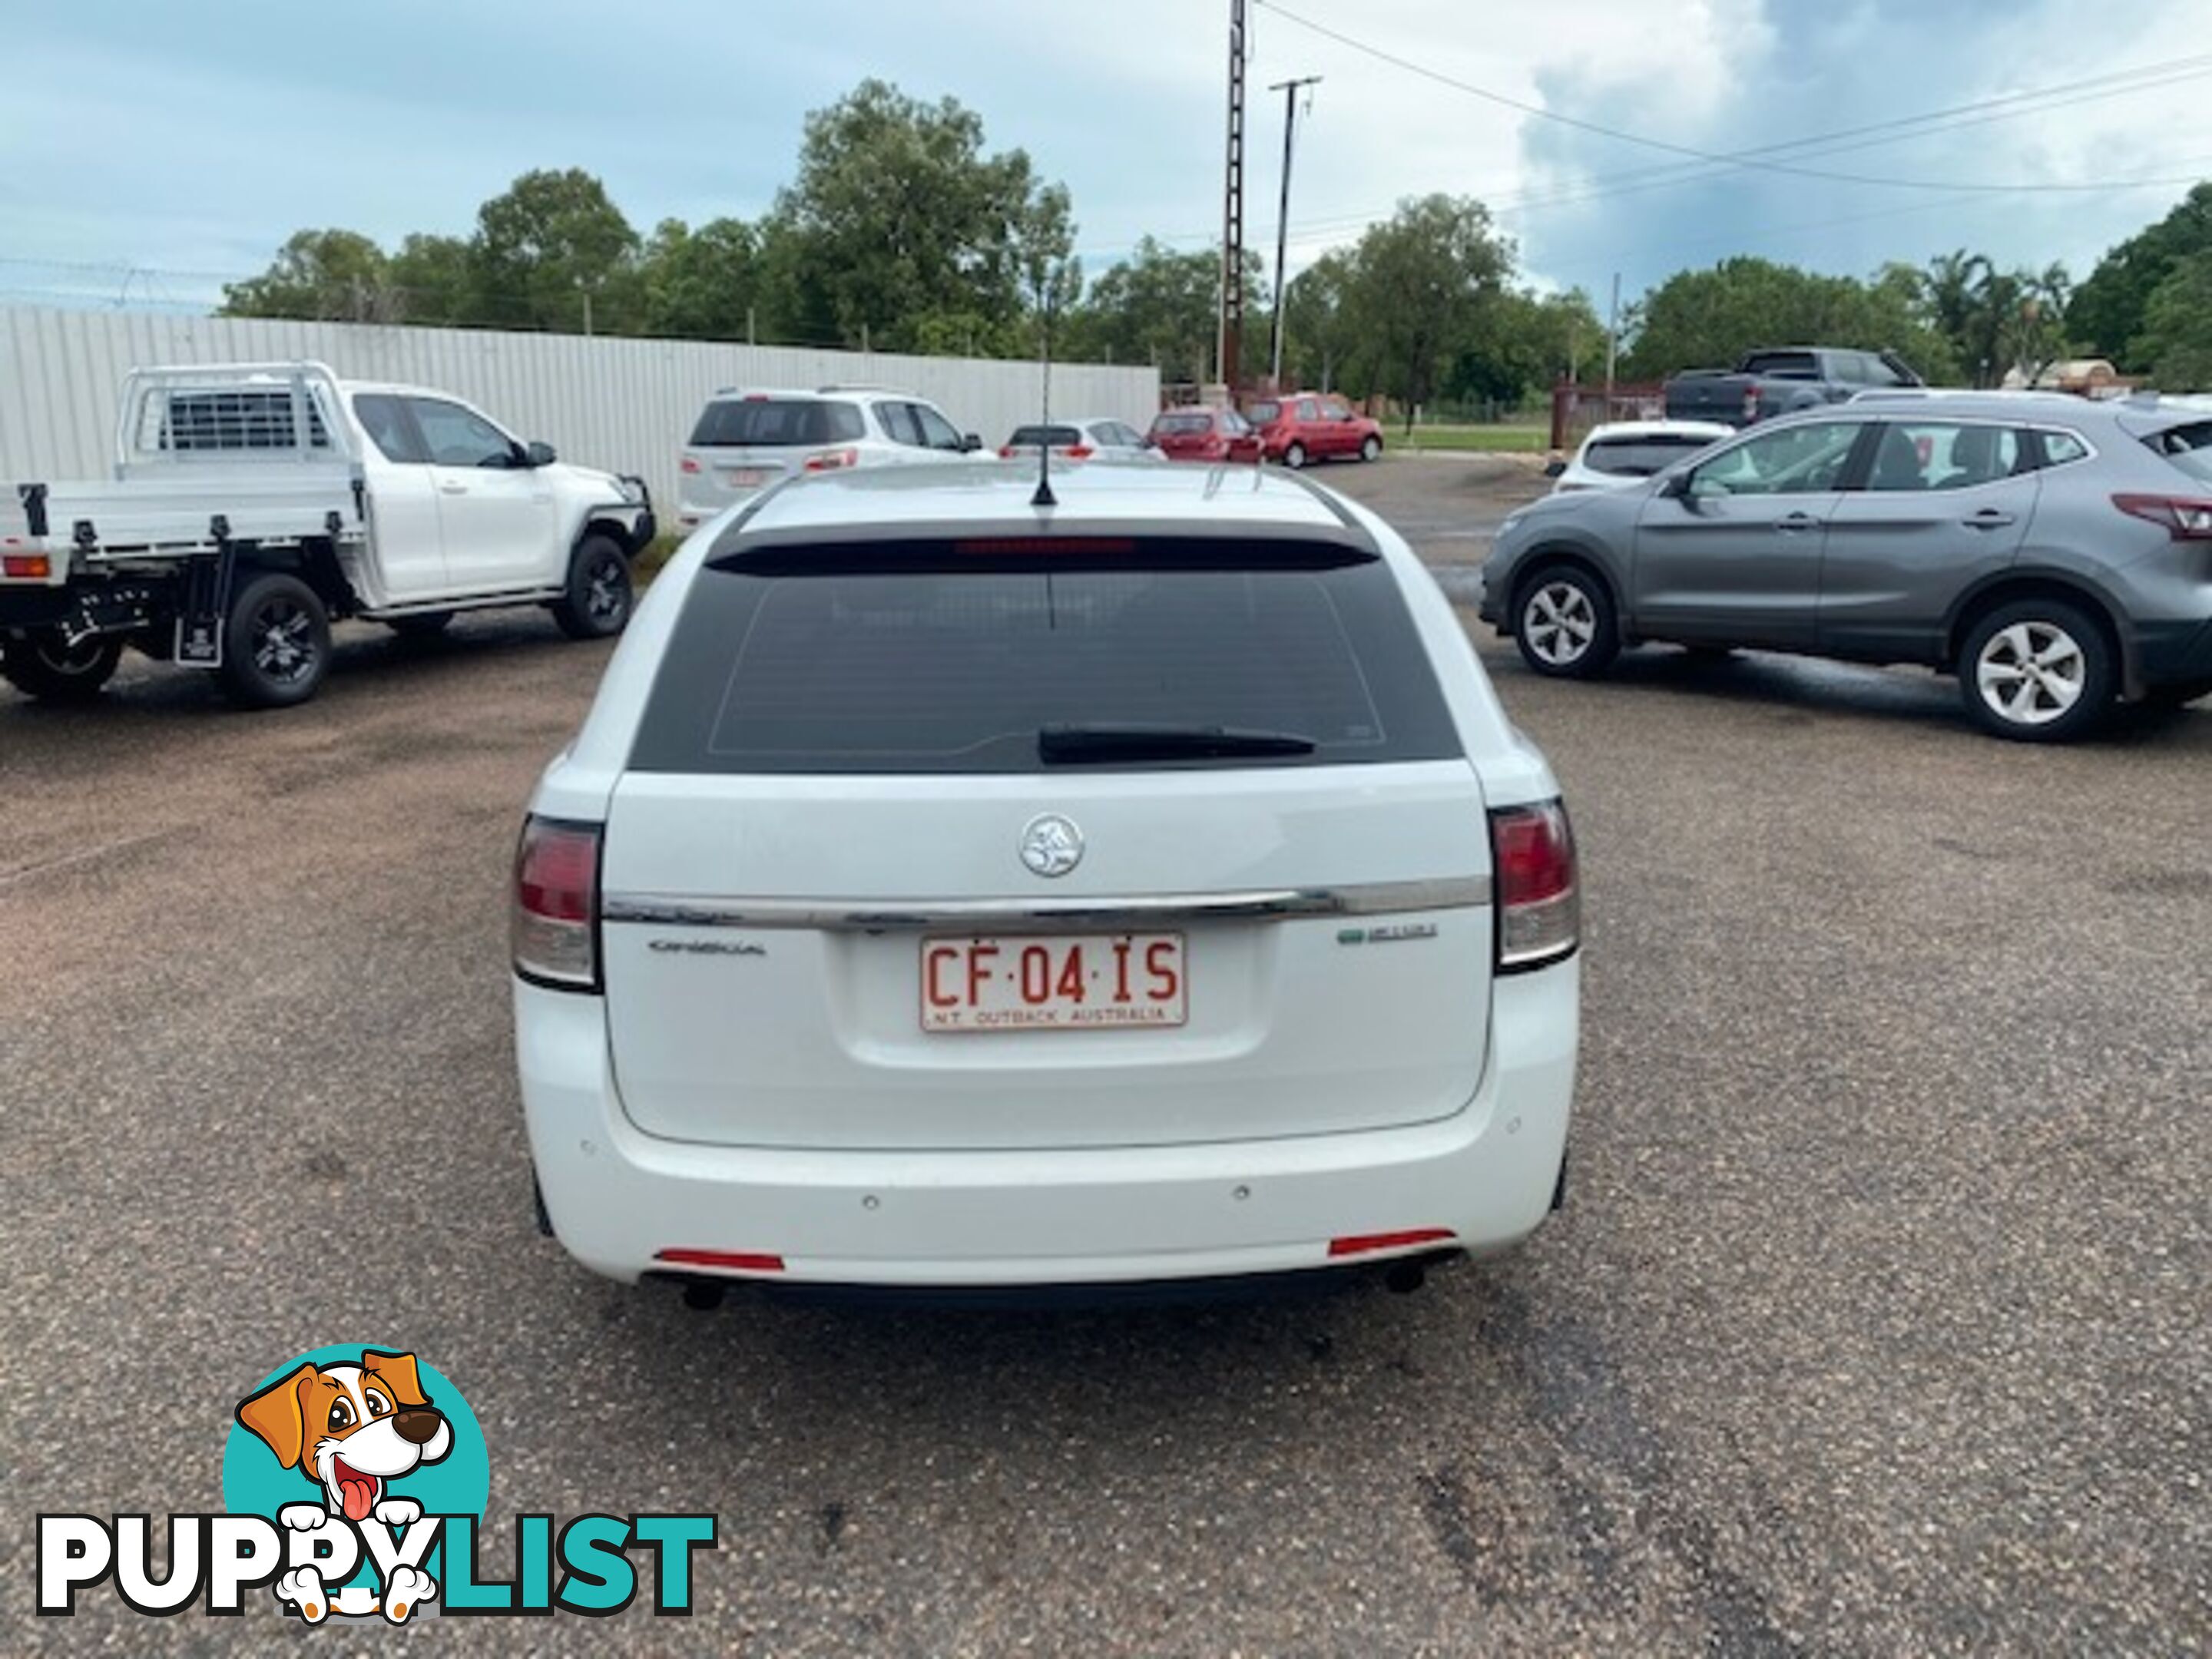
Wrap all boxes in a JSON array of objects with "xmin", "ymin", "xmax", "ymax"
[
  {"xmin": 1480, "ymin": 392, "xmax": 2212, "ymax": 740},
  {"xmin": 676, "ymin": 386, "xmax": 984, "ymax": 530}
]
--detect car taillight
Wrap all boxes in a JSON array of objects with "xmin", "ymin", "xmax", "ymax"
[
  {"xmin": 512, "ymin": 816, "xmax": 601, "ymax": 992},
  {"xmin": 998, "ymin": 445, "xmax": 1016, "ymax": 458},
  {"xmin": 1741, "ymin": 386, "xmax": 1760, "ymax": 423},
  {"xmin": 803, "ymin": 447, "xmax": 859, "ymax": 472},
  {"xmin": 2, "ymin": 554, "xmax": 51, "ymax": 579},
  {"xmin": 680, "ymin": 456, "xmax": 700, "ymax": 475},
  {"xmin": 1489, "ymin": 800, "xmax": 1578, "ymax": 972},
  {"xmin": 1063, "ymin": 444, "xmax": 1094, "ymax": 459},
  {"xmin": 2112, "ymin": 492, "xmax": 2212, "ymax": 539}
]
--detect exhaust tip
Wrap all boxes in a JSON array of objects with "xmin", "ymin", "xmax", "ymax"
[
  {"xmin": 1383, "ymin": 1261, "xmax": 1427, "ymax": 1295},
  {"xmin": 680, "ymin": 1279, "xmax": 727, "ymax": 1311}
]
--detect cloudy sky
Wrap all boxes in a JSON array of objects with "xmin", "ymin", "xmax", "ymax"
[{"xmin": 6, "ymin": 0, "xmax": 2210, "ymax": 316}]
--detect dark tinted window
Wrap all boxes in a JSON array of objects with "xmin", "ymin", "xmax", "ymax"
[
  {"xmin": 631, "ymin": 543, "xmax": 1460, "ymax": 775},
  {"xmin": 1008, "ymin": 425, "xmax": 1083, "ymax": 448},
  {"xmin": 912, "ymin": 404, "xmax": 965, "ymax": 450},
  {"xmin": 1154, "ymin": 412, "xmax": 1214, "ymax": 434},
  {"xmin": 690, "ymin": 399, "xmax": 864, "ymax": 447},
  {"xmin": 2145, "ymin": 421, "xmax": 2212, "ymax": 484},
  {"xmin": 1741, "ymin": 351, "xmax": 1821, "ymax": 379},
  {"xmin": 1582, "ymin": 433, "xmax": 1718, "ymax": 475},
  {"xmin": 1247, "ymin": 400, "xmax": 1282, "ymax": 425},
  {"xmin": 353, "ymin": 394, "xmax": 426, "ymax": 463}
]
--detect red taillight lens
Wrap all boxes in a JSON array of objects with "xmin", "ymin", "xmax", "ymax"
[
  {"xmin": 1489, "ymin": 799, "xmax": 1578, "ymax": 972},
  {"xmin": 998, "ymin": 445, "xmax": 1015, "ymax": 458},
  {"xmin": 2112, "ymin": 492, "xmax": 2212, "ymax": 539},
  {"xmin": 1742, "ymin": 387, "xmax": 1760, "ymax": 422},
  {"xmin": 2, "ymin": 554, "xmax": 51, "ymax": 579},
  {"xmin": 680, "ymin": 455, "xmax": 700, "ymax": 475},
  {"xmin": 1328, "ymin": 1228, "xmax": 1456, "ymax": 1259},
  {"xmin": 803, "ymin": 447, "xmax": 859, "ymax": 472},
  {"xmin": 655, "ymin": 1248, "xmax": 786, "ymax": 1273},
  {"xmin": 1064, "ymin": 444, "xmax": 1094, "ymax": 459},
  {"xmin": 512, "ymin": 816, "xmax": 601, "ymax": 991}
]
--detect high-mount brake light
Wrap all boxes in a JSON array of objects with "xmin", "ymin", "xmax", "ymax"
[
  {"xmin": 2112, "ymin": 492, "xmax": 2212, "ymax": 539},
  {"xmin": 512, "ymin": 816, "xmax": 601, "ymax": 991},
  {"xmin": 1489, "ymin": 799, "xmax": 1579, "ymax": 972},
  {"xmin": 952, "ymin": 536, "xmax": 1138, "ymax": 556}
]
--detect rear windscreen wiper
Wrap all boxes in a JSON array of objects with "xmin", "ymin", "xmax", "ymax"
[{"xmin": 1038, "ymin": 724, "xmax": 1317, "ymax": 764}]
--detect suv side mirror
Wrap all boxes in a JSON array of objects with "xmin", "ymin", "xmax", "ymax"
[
  {"xmin": 961, "ymin": 433, "xmax": 982, "ymax": 452},
  {"xmin": 1659, "ymin": 469, "xmax": 1694, "ymax": 499},
  {"xmin": 524, "ymin": 440, "xmax": 558, "ymax": 468},
  {"xmin": 1542, "ymin": 459, "xmax": 1567, "ymax": 478}
]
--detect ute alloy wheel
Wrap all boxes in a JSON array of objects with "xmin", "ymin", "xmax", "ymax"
[
  {"xmin": 552, "ymin": 535, "xmax": 633, "ymax": 641},
  {"xmin": 1513, "ymin": 567, "xmax": 1619, "ymax": 679},
  {"xmin": 1959, "ymin": 598, "xmax": 2114, "ymax": 742},
  {"xmin": 1, "ymin": 633, "xmax": 123, "ymax": 702},
  {"xmin": 218, "ymin": 573, "xmax": 330, "ymax": 708}
]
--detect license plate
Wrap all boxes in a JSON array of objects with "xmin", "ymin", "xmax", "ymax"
[
  {"xmin": 920, "ymin": 933, "xmax": 1186, "ymax": 1033},
  {"xmin": 724, "ymin": 467, "xmax": 770, "ymax": 488}
]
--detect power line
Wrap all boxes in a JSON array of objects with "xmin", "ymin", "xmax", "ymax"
[{"xmin": 1253, "ymin": 0, "xmax": 2212, "ymax": 196}]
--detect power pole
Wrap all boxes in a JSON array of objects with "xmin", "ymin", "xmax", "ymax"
[
  {"xmin": 1219, "ymin": 0, "xmax": 1247, "ymax": 396},
  {"xmin": 1267, "ymin": 75, "xmax": 1322, "ymax": 392},
  {"xmin": 1603, "ymin": 271, "xmax": 1620, "ymax": 410}
]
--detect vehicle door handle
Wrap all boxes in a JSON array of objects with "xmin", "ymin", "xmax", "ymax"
[
  {"xmin": 1962, "ymin": 509, "xmax": 2015, "ymax": 529},
  {"xmin": 1774, "ymin": 511, "xmax": 1821, "ymax": 532},
  {"xmin": 439, "ymin": 482, "xmax": 469, "ymax": 495}
]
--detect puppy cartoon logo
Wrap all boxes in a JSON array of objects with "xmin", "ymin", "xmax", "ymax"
[
  {"xmin": 233, "ymin": 1349, "xmax": 455, "ymax": 1622},
  {"xmin": 38, "ymin": 1343, "xmax": 714, "ymax": 1624}
]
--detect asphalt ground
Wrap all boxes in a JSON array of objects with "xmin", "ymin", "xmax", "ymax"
[{"xmin": 2, "ymin": 454, "xmax": 2206, "ymax": 1654}]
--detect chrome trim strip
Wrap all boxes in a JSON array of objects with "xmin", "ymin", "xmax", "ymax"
[{"xmin": 601, "ymin": 876, "xmax": 1490, "ymax": 933}]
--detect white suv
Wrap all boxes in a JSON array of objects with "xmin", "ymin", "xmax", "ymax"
[
  {"xmin": 514, "ymin": 459, "xmax": 1581, "ymax": 1296},
  {"xmin": 675, "ymin": 386, "xmax": 984, "ymax": 530}
]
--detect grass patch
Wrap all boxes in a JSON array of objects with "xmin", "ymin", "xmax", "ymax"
[
  {"xmin": 633, "ymin": 531, "xmax": 683, "ymax": 586},
  {"xmin": 1396, "ymin": 425, "xmax": 1549, "ymax": 454}
]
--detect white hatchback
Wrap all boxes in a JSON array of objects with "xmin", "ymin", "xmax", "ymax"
[{"xmin": 513, "ymin": 460, "xmax": 1581, "ymax": 1296}]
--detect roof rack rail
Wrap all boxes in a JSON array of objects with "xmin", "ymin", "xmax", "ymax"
[{"xmin": 816, "ymin": 383, "xmax": 912, "ymax": 395}]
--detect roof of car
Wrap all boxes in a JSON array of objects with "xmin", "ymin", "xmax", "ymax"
[
  {"xmin": 733, "ymin": 457, "xmax": 1353, "ymax": 538},
  {"xmin": 1582, "ymin": 419, "xmax": 1734, "ymax": 442}
]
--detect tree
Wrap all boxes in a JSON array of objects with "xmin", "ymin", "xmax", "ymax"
[
  {"xmin": 1447, "ymin": 287, "xmax": 1604, "ymax": 408},
  {"xmin": 470, "ymin": 168, "xmax": 641, "ymax": 333},
  {"xmin": 1069, "ymin": 237, "xmax": 1248, "ymax": 384},
  {"xmin": 2071, "ymin": 183, "xmax": 2212, "ymax": 369},
  {"xmin": 1621, "ymin": 256, "xmax": 1952, "ymax": 382},
  {"xmin": 220, "ymin": 230, "xmax": 394, "ymax": 321},
  {"xmin": 639, "ymin": 217, "xmax": 758, "ymax": 340},
  {"xmin": 766, "ymin": 79, "xmax": 1074, "ymax": 353},
  {"xmin": 2132, "ymin": 248, "xmax": 2212, "ymax": 389},
  {"xmin": 1344, "ymin": 195, "xmax": 1512, "ymax": 425},
  {"xmin": 386, "ymin": 233, "xmax": 472, "ymax": 326},
  {"xmin": 1280, "ymin": 250, "xmax": 1370, "ymax": 393}
]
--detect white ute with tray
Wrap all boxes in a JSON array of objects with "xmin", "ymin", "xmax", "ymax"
[
  {"xmin": 512, "ymin": 457, "xmax": 1582, "ymax": 1300},
  {"xmin": 0, "ymin": 362, "xmax": 654, "ymax": 707}
]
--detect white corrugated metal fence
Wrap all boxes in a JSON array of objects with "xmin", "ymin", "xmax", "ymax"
[{"xmin": 0, "ymin": 305, "xmax": 1160, "ymax": 528}]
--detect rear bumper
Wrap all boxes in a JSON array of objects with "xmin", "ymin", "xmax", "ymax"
[
  {"xmin": 515, "ymin": 958, "xmax": 1578, "ymax": 1287},
  {"xmin": 2133, "ymin": 614, "xmax": 2212, "ymax": 689}
]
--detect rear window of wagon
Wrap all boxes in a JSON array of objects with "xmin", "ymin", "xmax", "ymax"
[{"xmin": 629, "ymin": 539, "xmax": 1462, "ymax": 775}]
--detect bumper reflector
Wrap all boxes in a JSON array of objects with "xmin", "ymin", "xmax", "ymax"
[
  {"xmin": 1327, "ymin": 1228, "xmax": 1456, "ymax": 1258},
  {"xmin": 654, "ymin": 1248, "xmax": 786, "ymax": 1273}
]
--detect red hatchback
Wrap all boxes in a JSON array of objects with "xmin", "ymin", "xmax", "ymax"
[
  {"xmin": 1146, "ymin": 406, "xmax": 1262, "ymax": 465},
  {"xmin": 1249, "ymin": 392, "xmax": 1384, "ymax": 468}
]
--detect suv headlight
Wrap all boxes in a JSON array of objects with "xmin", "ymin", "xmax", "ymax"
[{"xmin": 617, "ymin": 473, "xmax": 649, "ymax": 506}]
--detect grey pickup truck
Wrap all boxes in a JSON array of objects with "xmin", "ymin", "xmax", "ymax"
[{"xmin": 1664, "ymin": 347, "xmax": 1922, "ymax": 427}]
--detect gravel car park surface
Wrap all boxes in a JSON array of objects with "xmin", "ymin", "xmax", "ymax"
[{"xmin": 4, "ymin": 455, "xmax": 2206, "ymax": 1654}]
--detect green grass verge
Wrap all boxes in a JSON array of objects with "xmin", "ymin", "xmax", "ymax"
[
  {"xmin": 1396, "ymin": 425, "xmax": 1549, "ymax": 454},
  {"xmin": 633, "ymin": 532, "xmax": 683, "ymax": 586}
]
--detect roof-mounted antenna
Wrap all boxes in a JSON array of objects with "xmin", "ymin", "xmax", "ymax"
[{"xmin": 1031, "ymin": 280, "xmax": 1057, "ymax": 509}]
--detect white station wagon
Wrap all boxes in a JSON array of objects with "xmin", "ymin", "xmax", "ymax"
[{"xmin": 512, "ymin": 460, "xmax": 1581, "ymax": 1297}]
